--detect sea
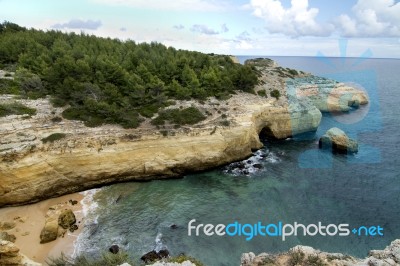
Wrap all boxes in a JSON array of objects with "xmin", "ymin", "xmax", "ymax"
[{"xmin": 73, "ymin": 56, "xmax": 400, "ymax": 266}]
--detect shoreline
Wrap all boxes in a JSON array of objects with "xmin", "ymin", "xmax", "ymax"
[{"xmin": 0, "ymin": 191, "xmax": 87, "ymax": 264}]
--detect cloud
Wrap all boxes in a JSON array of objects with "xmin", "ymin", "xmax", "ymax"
[
  {"xmin": 249, "ymin": 0, "xmax": 332, "ymax": 37},
  {"xmin": 52, "ymin": 19, "xmax": 102, "ymax": 30},
  {"xmin": 221, "ymin": 23, "xmax": 229, "ymax": 33},
  {"xmin": 336, "ymin": 0, "xmax": 400, "ymax": 37},
  {"xmin": 191, "ymin": 24, "xmax": 219, "ymax": 35},
  {"xmin": 237, "ymin": 31, "xmax": 252, "ymax": 41},
  {"xmin": 173, "ymin": 24, "xmax": 185, "ymax": 30},
  {"xmin": 91, "ymin": 0, "xmax": 229, "ymax": 11},
  {"xmin": 190, "ymin": 23, "xmax": 229, "ymax": 35}
]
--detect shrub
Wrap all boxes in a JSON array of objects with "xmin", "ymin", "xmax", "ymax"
[
  {"xmin": 0, "ymin": 102, "xmax": 36, "ymax": 117},
  {"xmin": 51, "ymin": 116, "xmax": 63, "ymax": 123},
  {"xmin": 14, "ymin": 68, "xmax": 45, "ymax": 96},
  {"xmin": 168, "ymin": 254, "xmax": 204, "ymax": 266},
  {"xmin": 41, "ymin": 133, "xmax": 67, "ymax": 143},
  {"xmin": 0, "ymin": 79, "xmax": 21, "ymax": 94},
  {"xmin": 151, "ymin": 107, "xmax": 206, "ymax": 126},
  {"xmin": 257, "ymin": 90, "xmax": 267, "ymax": 97},
  {"xmin": 47, "ymin": 251, "xmax": 134, "ymax": 266},
  {"xmin": 220, "ymin": 120, "xmax": 230, "ymax": 127},
  {"xmin": 288, "ymin": 68, "xmax": 298, "ymax": 76},
  {"xmin": 288, "ymin": 249, "xmax": 305, "ymax": 266},
  {"xmin": 270, "ymin": 89, "xmax": 281, "ymax": 99},
  {"xmin": 305, "ymin": 254, "xmax": 326, "ymax": 266}
]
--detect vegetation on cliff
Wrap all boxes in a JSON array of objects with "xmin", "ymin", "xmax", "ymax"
[
  {"xmin": 0, "ymin": 102, "xmax": 36, "ymax": 117},
  {"xmin": 0, "ymin": 21, "xmax": 258, "ymax": 128}
]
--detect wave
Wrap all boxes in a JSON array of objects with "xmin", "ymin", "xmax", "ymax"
[{"xmin": 72, "ymin": 188, "xmax": 101, "ymax": 257}]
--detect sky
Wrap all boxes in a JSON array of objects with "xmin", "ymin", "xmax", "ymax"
[{"xmin": 1, "ymin": 0, "xmax": 399, "ymax": 58}]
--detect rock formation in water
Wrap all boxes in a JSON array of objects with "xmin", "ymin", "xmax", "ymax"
[
  {"xmin": 0, "ymin": 59, "xmax": 368, "ymax": 206},
  {"xmin": 241, "ymin": 239, "xmax": 400, "ymax": 266},
  {"xmin": 319, "ymin": 127, "xmax": 359, "ymax": 154}
]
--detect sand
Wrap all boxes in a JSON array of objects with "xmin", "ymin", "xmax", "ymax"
[{"xmin": 0, "ymin": 192, "xmax": 85, "ymax": 264}]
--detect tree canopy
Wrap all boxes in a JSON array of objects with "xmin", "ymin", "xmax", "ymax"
[{"xmin": 0, "ymin": 22, "xmax": 259, "ymax": 128}]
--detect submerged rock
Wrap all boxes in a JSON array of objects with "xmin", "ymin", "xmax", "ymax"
[
  {"xmin": 109, "ymin": 244, "xmax": 120, "ymax": 254},
  {"xmin": 319, "ymin": 127, "xmax": 358, "ymax": 154}
]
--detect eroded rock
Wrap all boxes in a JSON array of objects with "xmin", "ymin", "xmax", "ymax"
[
  {"xmin": 58, "ymin": 209, "xmax": 76, "ymax": 229},
  {"xmin": 40, "ymin": 218, "xmax": 58, "ymax": 244},
  {"xmin": 319, "ymin": 127, "xmax": 358, "ymax": 154}
]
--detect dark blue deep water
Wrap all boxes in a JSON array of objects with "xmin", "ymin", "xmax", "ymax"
[{"xmin": 76, "ymin": 57, "xmax": 400, "ymax": 266}]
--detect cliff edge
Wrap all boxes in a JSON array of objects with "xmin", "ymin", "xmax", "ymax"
[{"xmin": 0, "ymin": 58, "xmax": 368, "ymax": 206}]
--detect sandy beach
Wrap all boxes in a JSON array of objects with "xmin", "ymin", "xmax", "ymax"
[{"xmin": 0, "ymin": 192, "xmax": 85, "ymax": 264}]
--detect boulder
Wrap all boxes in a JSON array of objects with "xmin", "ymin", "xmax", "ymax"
[
  {"xmin": 58, "ymin": 209, "xmax": 76, "ymax": 229},
  {"xmin": 40, "ymin": 218, "xmax": 58, "ymax": 244},
  {"xmin": 0, "ymin": 240, "xmax": 22, "ymax": 265},
  {"xmin": 141, "ymin": 249, "xmax": 170, "ymax": 263},
  {"xmin": 0, "ymin": 232, "xmax": 16, "ymax": 242},
  {"xmin": 0, "ymin": 221, "xmax": 16, "ymax": 230},
  {"xmin": 319, "ymin": 127, "xmax": 358, "ymax": 154}
]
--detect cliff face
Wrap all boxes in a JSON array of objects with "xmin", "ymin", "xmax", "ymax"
[
  {"xmin": 0, "ymin": 93, "xmax": 321, "ymax": 206},
  {"xmin": 0, "ymin": 59, "xmax": 368, "ymax": 207}
]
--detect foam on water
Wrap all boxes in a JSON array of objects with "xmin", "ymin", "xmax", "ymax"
[{"xmin": 72, "ymin": 188, "xmax": 101, "ymax": 257}]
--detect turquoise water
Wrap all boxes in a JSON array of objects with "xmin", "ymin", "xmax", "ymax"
[{"xmin": 76, "ymin": 57, "xmax": 400, "ymax": 266}]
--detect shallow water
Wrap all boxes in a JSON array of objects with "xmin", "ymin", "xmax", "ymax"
[{"xmin": 76, "ymin": 57, "xmax": 400, "ymax": 265}]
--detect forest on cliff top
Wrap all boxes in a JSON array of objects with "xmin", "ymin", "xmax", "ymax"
[{"xmin": 0, "ymin": 22, "xmax": 258, "ymax": 128}]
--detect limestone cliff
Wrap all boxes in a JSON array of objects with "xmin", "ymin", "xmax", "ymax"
[
  {"xmin": 0, "ymin": 92, "xmax": 320, "ymax": 206},
  {"xmin": 0, "ymin": 58, "xmax": 368, "ymax": 207},
  {"xmin": 241, "ymin": 239, "xmax": 400, "ymax": 266}
]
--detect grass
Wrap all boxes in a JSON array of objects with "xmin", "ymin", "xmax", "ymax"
[
  {"xmin": 151, "ymin": 106, "xmax": 206, "ymax": 126},
  {"xmin": 167, "ymin": 254, "xmax": 205, "ymax": 266},
  {"xmin": 0, "ymin": 79, "xmax": 20, "ymax": 94},
  {"xmin": 41, "ymin": 133, "xmax": 67, "ymax": 143},
  {"xmin": 0, "ymin": 102, "xmax": 36, "ymax": 117},
  {"xmin": 47, "ymin": 252, "xmax": 134, "ymax": 266}
]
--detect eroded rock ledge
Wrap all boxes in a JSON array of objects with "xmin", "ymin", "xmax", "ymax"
[
  {"xmin": 0, "ymin": 59, "xmax": 368, "ymax": 206},
  {"xmin": 241, "ymin": 239, "xmax": 400, "ymax": 266}
]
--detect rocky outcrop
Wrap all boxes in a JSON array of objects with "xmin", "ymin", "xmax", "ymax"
[
  {"xmin": 241, "ymin": 239, "xmax": 400, "ymax": 266},
  {"xmin": 0, "ymin": 58, "xmax": 367, "ymax": 207},
  {"xmin": 0, "ymin": 92, "xmax": 322, "ymax": 206},
  {"xmin": 0, "ymin": 240, "xmax": 41, "ymax": 266},
  {"xmin": 39, "ymin": 217, "xmax": 58, "ymax": 244},
  {"xmin": 141, "ymin": 249, "xmax": 170, "ymax": 263},
  {"xmin": 0, "ymin": 231, "xmax": 16, "ymax": 242},
  {"xmin": 40, "ymin": 207, "xmax": 77, "ymax": 244},
  {"xmin": 58, "ymin": 209, "xmax": 76, "ymax": 230},
  {"xmin": 319, "ymin": 127, "xmax": 359, "ymax": 154},
  {"xmin": 286, "ymin": 76, "xmax": 369, "ymax": 113}
]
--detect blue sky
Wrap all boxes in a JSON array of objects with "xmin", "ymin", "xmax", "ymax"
[{"xmin": 1, "ymin": 0, "xmax": 399, "ymax": 58}]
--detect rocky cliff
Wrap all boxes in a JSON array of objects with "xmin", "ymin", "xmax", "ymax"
[
  {"xmin": 241, "ymin": 239, "xmax": 400, "ymax": 266},
  {"xmin": 0, "ymin": 59, "xmax": 368, "ymax": 206}
]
